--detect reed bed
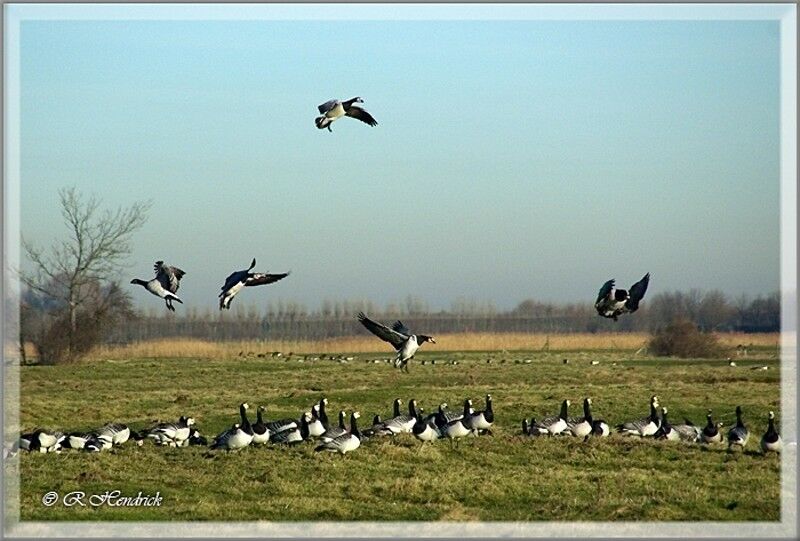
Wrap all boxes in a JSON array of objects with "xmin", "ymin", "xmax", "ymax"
[{"xmin": 78, "ymin": 332, "xmax": 780, "ymax": 360}]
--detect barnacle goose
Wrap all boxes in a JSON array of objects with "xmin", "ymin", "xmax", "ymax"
[
  {"xmin": 147, "ymin": 416, "xmax": 195, "ymax": 447},
  {"xmin": 130, "ymin": 261, "xmax": 185, "ymax": 311},
  {"xmin": 251, "ymin": 406, "xmax": 271, "ymax": 445},
  {"xmin": 760, "ymin": 411, "xmax": 781, "ymax": 454},
  {"xmin": 654, "ymin": 408, "xmax": 680, "ymax": 441},
  {"xmin": 413, "ymin": 410, "xmax": 441, "ymax": 443},
  {"xmin": 360, "ymin": 414, "xmax": 393, "ymax": 439},
  {"xmin": 595, "ymin": 273, "xmax": 650, "ymax": 321},
  {"xmin": 218, "ymin": 258, "xmax": 290, "ymax": 310},
  {"xmin": 98, "ymin": 423, "xmax": 131, "ymax": 446},
  {"xmin": 211, "ymin": 403, "xmax": 254, "ymax": 450},
  {"xmin": 315, "ymin": 97, "xmax": 378, "ymax": 132},
  {"xmin": 382, "ymin": 399, "xmax": 419, "ymax": 435},
  {"xmin": 314, "ymin": 412, "xmax": 362, "ymax": 454},
  {"xmin": 307, "ymin": 404, "xmax": 327, "ymax": 438},
  {"xmin": 617, "ymin": 395, "xmax": 661, "ymax": 437},
  {"xmin": 320, "ymin": 410, "xmax": 348, "ymax": 442},
  {"xmin": 531, "ymin": 399, "xmax": 571, "ymax": 436},
  {"xmin": 188, "ymin": 428, "xmax": 208, "ymax": 446},
  {"xmin": 671, "ymin": 416, "xmax": 702, "ymax": 443},
  {"xmin": 433, "ymin": 403, "xmax": 464, "ymax": 430},
  {"xmin": 727, "ymin": 406, "xmax": 750, "ymax": 451},
  {"xmin": 271, "ymin": 412, "xmax": 312, "ymax": 445},
  {"xmin": 591, "ymin": 419, "xmax": 610, "ymax": 437},
  {"xmin": 18, "ymin": 430, "xmax": 65, "ymax": 453},
  {"xmin": 442, "ymin": 400, "xmax": 474, "ymax": 447},
  {"xmin": 567, "ymin": 398, "xmax": 594, "ymax": 440},
  {"xmin": 357, "ymin": 313, "xmax": 435, "ymax": 372},
  {"xmin": 464, "ymin": 394, "xmax": 494, "ymax": 435},
  {"xmin": 700, "ymin": 411, "xmax": 724, "ymax": 444},
  {"xmin": 84, "ymin": 433, "xmax": 113, "ymax": 452}
]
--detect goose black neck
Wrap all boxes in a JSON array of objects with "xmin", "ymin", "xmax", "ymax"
[
  {"xmin": 393, "ymin": 400, "xmax": 401, "ymax": 418},
  {"xmin": 240, "ymin": 405, "xmax": 252, "ymax": 433},
  {"xmin": 462, "ymin": 400, "xmax": 472, "ymax": 416},
  {"xmin": 649, "ymin": 401, "xmax": 658, "ymax": 420},
  {"xmin": 560, "ymin": 401, "xmax": 569, "ymax": 420},
  {"xmin": 339, "ymin": 412, "xmax": 347, "ymax": 430},
  {"xmin": 350, "ymin": 414, "xmax": 360, "ymax": 438},
  {"xmin": 736, "ymin": 408, "xmax": 744, "ymax": 428},
  {"xmin": 767, "ymin": 416, "xmax": 776, "ymax": 434},
  {"xmin": 319, "ymin": 400, "xmax": 329, "ymax": 427},
  {"xmin": 409, "ymin": 401, "xmax": 418, "ymax": 418},
  {"xmin": 300, "ymin": 415, "xmax": 310, "ymax": 439},
  {"xmin": 486, "ymin": 396, "xmax": 493, "ymax": 413},
  {"xmin": 705, "ymin": 414, "xmax": 714, "ymax": 429},
  {"xmin": 256, "ymin": 409, "xmax": 264, "ymax": 424},
  {"xmin": 583, "ymin": 400, "xmax": 592, "ymax": 422}
]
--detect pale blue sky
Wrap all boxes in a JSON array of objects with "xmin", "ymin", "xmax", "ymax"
[{"xmin": 17, "ymin": 16, "xmax": 781, "ymax": 312}]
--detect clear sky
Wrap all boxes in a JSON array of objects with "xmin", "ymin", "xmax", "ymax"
[{"xmin": 17, "ymin": 14, "xmax": 781, "ymax": 312}]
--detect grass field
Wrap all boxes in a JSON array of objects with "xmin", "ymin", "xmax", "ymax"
[{"xmin": 12, "ymin": 343, "xmax": 782, "ymax": 522}]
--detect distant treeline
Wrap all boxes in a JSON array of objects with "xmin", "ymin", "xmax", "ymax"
[{"xmin": 104, "ymin": 290, "xmax": 781, "ymax": 343}]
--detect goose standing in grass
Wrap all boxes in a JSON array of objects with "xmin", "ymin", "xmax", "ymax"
[
  {"xmin": 211, "ymin": 403, "xmax": 254, "ymax": 450},
  {"xmin": 218, "ymin": 258, "xmax": 290, "ymax": 310},
  {"xmin": 307, "ymin": 405, "xmax": 327, "ymax": 438},
  {"xmin": 130, "ymin": 261, "xmax": 186, "ymax": 312},
  {"xmin": 567, "ymin": 398, "xmax": 594, "ymax": 441},
  {"xmin": 727, "ymin": 406, "xmax": 750, "ymax": 452},
  {"xmin": 315, "ymin": 412, "xmax": 362, "ymax": 455},
  {"xmin": 699, "ymin": 410, "xmax": 724, "ymax": 444},
  {"xmin": 432, "ymin": 403, "xmax": 463, "ymax": 430},
  {"xmin": 381, "ymin": 399, "xmax": 419, "ymax": 435},
  {"xmin": 271, "ymin": 412, "xmax": 312, "ymax": 445},
  {"xmin": 654, "ymin": 408, "xmax": 680, "ymax": 441},
  {"xmin": 760, "ymin": 411, "xmax": 781, "ymax": 454},
  {"xmin": 357, "ymin": 312, "xmax": 436, "ymax": 372},
  {"xmin": 315, "ymin": 97, "xmax": 378, "ymax": 132},
  {"xmin": 595, "ymin": 273, "xmax": 650, "ymax": 321},
  {"xmin": 442, "ymin": 400, "xmax": 474, "ymax": 447},
  {"xmin": 251, "ymin": 406, "xmax": 271, "ymax": 445},
  {"xmin": 531, "ymin": 399, "xmax": 571, "ymax": 436},
  {"xmin": 146, "ymin": 416, "xmax": 195, "ymax": 447},
  {"xmin": 413, "ymin": 411, "xmax": 441, "ymax": 443},
  {"xmin": 617, "ymin": 395, "xmax": 660, "ymax": 437},
  {"xmin": 320, "ymin": 410, "xmax": 348, "ymax": 443},
  {"xmin": 464, "ymin": 394, "xmax": 494, "ymax": 435}
]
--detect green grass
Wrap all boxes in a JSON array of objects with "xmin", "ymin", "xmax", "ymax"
[{"xmin": 13, "ymin": 348, "xmax": 782, "ymax": 521}]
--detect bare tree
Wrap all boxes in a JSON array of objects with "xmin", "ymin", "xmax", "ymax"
[{"xmin": 20, "ymin": 187, "xmax": 151, "ymax": 362}]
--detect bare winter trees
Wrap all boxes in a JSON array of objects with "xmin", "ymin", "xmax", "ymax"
[{"xmin": 20, "ymin": 187, "xmax": 151, "ymax": 363}]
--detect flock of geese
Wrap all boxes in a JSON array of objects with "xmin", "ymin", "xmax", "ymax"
[
  {"xmin": 9, "ymin": 394, "xmax": 782, "ymax": 459},
  {"xmin": 131, "ymin": 257, "xmax": 651, "ymax": 372}
]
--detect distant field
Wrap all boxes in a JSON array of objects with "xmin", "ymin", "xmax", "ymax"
[
  {"xmin": 12, "ymin": 345, "xmax": 782, "ymax": 522},
  {"xmin": 76, "ymin": 331, "xmax": 780, "ymax": 360}
]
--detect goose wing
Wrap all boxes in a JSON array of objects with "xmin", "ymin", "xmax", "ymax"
[
  {"xmin": 595, "ymin": 279, "xmax": 615, "ymax": 306},
  {"xmin": 318, "ymin": 100, "xmax": 340, "ymax": 114},
  {"xmin": 358, "ymin": 312, "xmax": 408, "ymax": 350},
  {"xmin": 345, "ymin": 104, "xmax": 378, "ymax": 126},
  {"xmin": 625, "ymin": 273, "xmax": 650, "ymax": 311},
  {"xmin": 244, "ymin": 272, "xmax": 290, "ymax": 288},
  {"xmin": 392, "ymin": 321, "xmax": 412, "ymax": 336},
  {"xmin": 154, "ymin": 261, "xmax": 185, "ymax": 294}
]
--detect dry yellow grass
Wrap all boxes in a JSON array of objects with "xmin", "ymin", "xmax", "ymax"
[{"xmin": 74, "ymin": 332, "xmax": 780, "ymax": 360}]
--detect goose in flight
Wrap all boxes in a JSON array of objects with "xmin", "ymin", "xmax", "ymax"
[
  {"xmin": 595, "ymin": 273, "xmax": 650, "ymax": 321},
  {"xmin": 130, "ymin": 261, "xmax": 186, "ymax": 311},
  {"xmin": 315, "ymin": 97, "xmax": 378, "ymax": 132},
  {"xmin": 357, "ymin": 312, "xmax": 435, "ymax": 372},
  {"xmin": 218, "ymin": 258, "xmax": 290, "ymax": 310}
]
